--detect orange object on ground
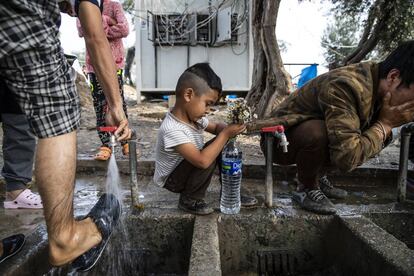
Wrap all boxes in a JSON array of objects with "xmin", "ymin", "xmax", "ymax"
[
  {"xmin": 94, "ymin": 146, "xmax": 112, "ymax": 161},
  {"xmin": 122, "ymin": 143, "xmax": 129, "ymax": 156}
]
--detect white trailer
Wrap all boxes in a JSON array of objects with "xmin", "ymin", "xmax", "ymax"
[{"xmin": 134, "ymin": 0, "xmax": 253, "ymax": 102}]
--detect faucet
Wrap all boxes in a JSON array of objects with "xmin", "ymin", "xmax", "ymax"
[
  {"xmin": 98, "ymin": 126, "xmax": 118, "ymax": 153},
  {"xmin": 261, "ymin": 125, "xmax": 289, "ymax": 207},
  {"xmin": 98, "ymin": 126, "xmax": 144, "ymax": 209}
]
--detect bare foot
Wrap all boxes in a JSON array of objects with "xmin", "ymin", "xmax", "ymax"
[
  {"xmin": 48, "ymin": 218, "xmax": 102, "ymax": 266},
  {"xmin": 6, "ymin": 189, "xmax": 25, "ymax": 201}
]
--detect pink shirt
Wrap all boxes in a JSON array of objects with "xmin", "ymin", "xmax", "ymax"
[{"xmin": 76, "ymin": 0, "xmax": 129, "ymax": 73}]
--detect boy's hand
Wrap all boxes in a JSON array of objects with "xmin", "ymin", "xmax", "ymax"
[{"xmin": 222, "ymin": 124, "xmax": 246, "ymax": 138}]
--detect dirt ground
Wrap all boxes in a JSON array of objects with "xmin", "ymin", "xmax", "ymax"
[
  {"xmin": 77, "ymin": 84, "xmax": 264, "ymax": 163},
  {"xmin": 76, "ymin": 83, "xmax": 402, "ymax": 170},
  {"xmin": 0, "ymin": 79, "xmax": 404, "ymax": 172}
]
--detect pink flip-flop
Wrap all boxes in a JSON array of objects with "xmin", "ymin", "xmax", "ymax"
[{"xmin": 4, "ymin": 189, "xmax": 43, "ymax": 209}]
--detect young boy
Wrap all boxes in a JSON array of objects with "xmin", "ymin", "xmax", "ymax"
[{"xmin": 154, "ymin": 63, "xmax": 256, "ymax": 215}]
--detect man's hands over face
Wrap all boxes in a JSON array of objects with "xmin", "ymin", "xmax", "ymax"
[{"xmin": 379, "ymin": 92, "xmax": 414, "ymax": 128}]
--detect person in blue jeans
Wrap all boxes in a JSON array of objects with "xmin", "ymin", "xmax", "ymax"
[{"xmin": 1, "ymin": 81, "xmax": 43, "ymax": 209}]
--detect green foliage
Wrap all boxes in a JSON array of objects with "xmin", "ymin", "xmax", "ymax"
[
  {"xmin": 324, "ymin": 0, "xmax": 414, "ymax": 65},
  {"xmin": 374, "ymin": 0, "xmax": 414, "ymax": 55},
  {"xmin": 321, "ymin": 15, "xmax": 359, "ymax": 68},
  {"xmin": 121, "ymin": 0, "xmax": 134, "ymax": 14}
]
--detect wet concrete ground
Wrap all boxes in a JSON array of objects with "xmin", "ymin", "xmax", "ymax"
[
  {"xmin": 0, "ymin": 157, "xmax": 413, "ymax": 275},
  {"xmin": 0, "ymin": 162, "xmax": 410, "ymax": 244}
]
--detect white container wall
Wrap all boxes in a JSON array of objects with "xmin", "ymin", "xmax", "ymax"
[{"xmin": 135, "ymin": 0, "xmax": 252, "ymax": 95}]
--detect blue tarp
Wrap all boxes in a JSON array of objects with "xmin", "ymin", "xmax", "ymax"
[{"xmin": 297, "ymin": 64, "xmax": 318, "ymax": 88}]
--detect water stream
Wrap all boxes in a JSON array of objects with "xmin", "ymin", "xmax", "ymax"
[
  {"xmin": 101, "ymin": 154, "xmax": 135, "ymax": 275},
  {"xmin": 49, "ymin": 154, "xmax": 134, "ymax": 275}
]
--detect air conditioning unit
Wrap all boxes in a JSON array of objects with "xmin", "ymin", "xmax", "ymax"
[{"xmin": 147, "ymin": 11, "xmax": 191, "ymax": 46}]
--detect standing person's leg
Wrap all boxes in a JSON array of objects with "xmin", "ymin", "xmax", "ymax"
[
  {"xmin": 89, "ymin": 73, "xmax": 112, "ymax": 160},
  {"xmin": 36, "ymin": 132, "xmax": 103, "ymax": 264},
  {"xmin": 0, "ymin": 1, "xmax": 120, "ymax": 269},
  {"xmin": 1, "ymin": 113, "xmax": 42, "ymax": 209}
]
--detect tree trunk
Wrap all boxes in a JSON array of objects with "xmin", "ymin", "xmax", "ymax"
[
  {"xmin": 245, "ymin": 0, "xmax": 291, "ymax": 119},
  {"xmin": 339, "ymin": 0, "xmax": 391, "ymax": 66}
]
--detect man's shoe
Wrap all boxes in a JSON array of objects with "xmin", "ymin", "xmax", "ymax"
[
  {"xmin": 241, "ymin": 194, "xmax": 258, "ymax": 207},
  {"xmin": 0, "ymin": 234, "xmax": 25, "ymax": 264},
  {"xmin": 71, "ymin": 193, "xmax": 121, "ymax": 272},
  {"xmin": 292, "ymin": 189, "xmax": 336, "ymax": 215},
  {"xmin": 178, "ymin": 195, "xmax": 214, "ymax": 215},
  {"xmin": 319, "ymin": 176, "xmax": 348, "ymax": 199}
]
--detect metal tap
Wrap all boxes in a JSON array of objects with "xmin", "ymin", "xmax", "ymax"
[
  {"xmin": 98, "ymin": 126, "xmax": 144, "ymax": 210},
  {"xmin": 262, "ymin": 125, "xmax": 289, "ymax": 153},
  {"xmin": 98, "ymin": 126, "xmax": 118, "ymax": 153},
  {"xmin": 261, "ymin": 125, "xmax": 289, "ymax": 207},
  {"xmin": 275, "ymin": 130, "xmax": 289, "ymax": 153},
  {"xmin": 109, "ymin": 133, "xmax": 117, "ymax": 153}
]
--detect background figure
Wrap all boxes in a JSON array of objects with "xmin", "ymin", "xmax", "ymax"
[
  {"xmin": 0, "ymin": 81, "xmax": 42, "ymax": 209},
  {"xmin": 124, "ymin": 46, "xmax": 135, "ymax": 86},
  {"xmin": 77, "ymin": 0, "xmax": 129, "ymax": 161}
]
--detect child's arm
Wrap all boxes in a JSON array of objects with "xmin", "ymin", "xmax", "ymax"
[
  {"xmin": 205, "ymin": 121, "xmax": 227, "ymax": 135},
  {"xmin": 105, "ymin": 2, "xmax": 129, "ymax": 39},
  {"xmin": 176, "ymin": 124, "xmax": 245, "ymax": 169}
]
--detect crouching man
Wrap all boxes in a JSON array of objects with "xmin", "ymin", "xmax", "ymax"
[{"xmin": 255, "ymin": 41, "xmax": 414, "ymax": 214}]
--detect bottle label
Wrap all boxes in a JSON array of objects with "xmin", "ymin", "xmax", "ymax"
[{"xmin": 222, "ymin": 160, "xmax": 242, "ymax": 175}]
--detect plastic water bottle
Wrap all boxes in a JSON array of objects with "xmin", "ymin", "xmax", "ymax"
[{"xmin": 220, "ymin": 139, "xmax": 242, "ymax": 214}]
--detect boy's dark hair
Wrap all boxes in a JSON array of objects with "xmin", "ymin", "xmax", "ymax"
[
  {"xmin": 176, "ymin": 63, "xmax": 222, "ymax": 96},
  {"xmin": 379, "ymin": 40, "xmax": 414, "ymax": 88}
]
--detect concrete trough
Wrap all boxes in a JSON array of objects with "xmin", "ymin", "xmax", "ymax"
[
  {"xmin": 2, "ymin": 211, "xmax": 195, "ymax": 276},
  {"xmin": 0, "ymin": 158, "xmax": 413, "ymax": 275}
]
